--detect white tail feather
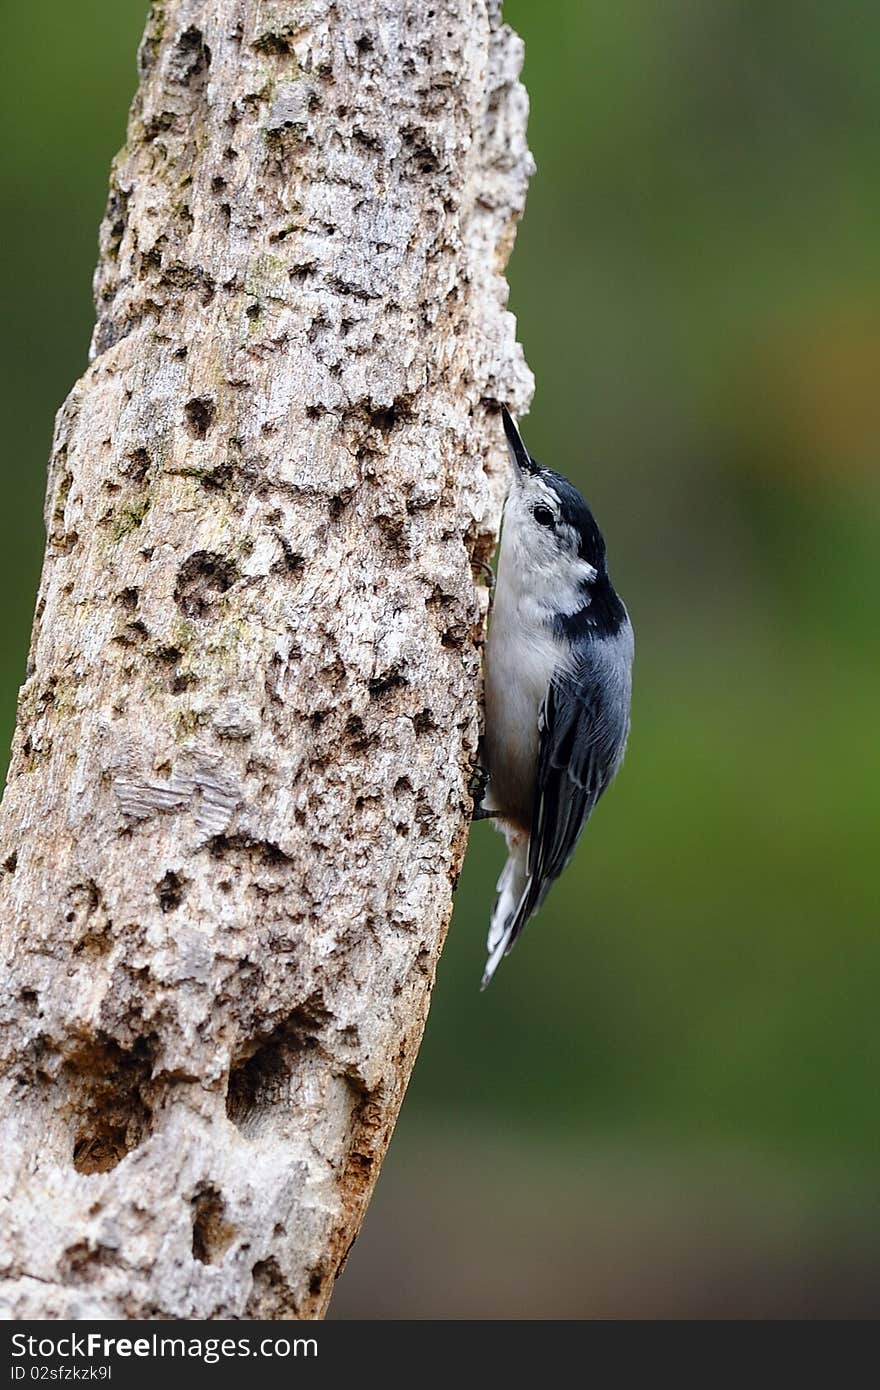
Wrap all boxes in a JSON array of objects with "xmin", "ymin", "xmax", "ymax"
[{"xmin": 482, "ymin": 836, "xmax": 529, "ymax": 989}]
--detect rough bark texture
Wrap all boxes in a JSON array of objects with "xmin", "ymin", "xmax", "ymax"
[{"xmin": 0, "ymin": 0, "xmax": 531, "ymax": 1319}]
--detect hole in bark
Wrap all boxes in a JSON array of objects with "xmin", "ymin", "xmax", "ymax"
[
  {"xmin": 209, "ymin": 833, "xmax": 293, "ymax": 867},
  {"xmin": 401, "ymin": 124, "xmax": 440, "ymax": 175},
  {"xmin": 175, "ymin": 551, "xmax": 238, "ymax": 618},
  {"xmin": 246, "ymin": 1257, "xmax": 299, "ymax": 1318},
  {"xmin": 253, "ymin": 31, "xmax": 293, "ymax": 56},
  {"xmin": 191, "ymin": 1186, "xmax": 235, "ymax": 1265},
  {"xmin": 65, "ymin": 879, "xmax": 100, "ymax": 922},
  {"xmin": 369, "ymin": 670, "xmax": 407, "ymax": 698},
  {"xmin": 368, "ymin": 405, "xmax": 399, "ymax": 432},
  {"xmin": 184, "ymin": 397, "xmax": 215, "ymax": 440},
  {"xmin": 226, "ymin": 1043, "xmax": 290, "ymax": 1131},
  {"xmin": 142, "ymin": 111, "xmax": 179, "ymax": 143},
  {"xmin": 353, "ymin": 127, "xmax": 382, "ymax": 152},
  {"xmin": 170, "ymin": 26, "xmax": 211, "ymax": 86},
  {"xmin": 376, "ymin": 512, "xmax": 408, "ymax": 553},
  {"xmin": 122, "ymin": 448, "xmax": 150, "ymax": 485},
  {"xmin": 345, "ymin": 715, "xmax": 377, "ymax": 752},
  {"xmin": 156, "ymin": 871, "xmax": 185, "ymax": 913},
  {"xmin": 69, "ymin": 1037, "xmax": 156, "ymax": 1174},
  {"xmin": 413, "ymin": 709, "xmax": 435, "ymax": 736},
  {"xmin": 355, "ymin": 34, "xmax": 373, "ymax": 52},
  {"xmin": 226, "ymin": 1005, "xmax": 328, "ymax": 1134},
  {"xmin": 3, "ymin": 851, "xmax": 18, "ymax": 874},
  {"xmin": 198, "ymin": 457, "xmax": 237, "ymax": 494},
  {"xmin": 66, "ymin": 880, "xmax": 113, "ymax": 958},
  {"xmin": 117, "ymin": 587, "xmax": 139, "ymax": 613},
  {"xmin": 112, "ymin": 619, "xmax": 144, "ymax": 646},
  {"xmin": 61, "ymin": 1240, "xmax": 118, "ymax": 1284}
]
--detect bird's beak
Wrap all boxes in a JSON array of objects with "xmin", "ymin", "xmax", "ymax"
[{"xmin": 501, "ymin": 405, "xmax": 537, "ymax": 479}]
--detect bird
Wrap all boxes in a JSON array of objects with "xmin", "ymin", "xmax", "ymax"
[{"xmin": 477, "ymin": 406, "xmax": 634, "ymax": 988}]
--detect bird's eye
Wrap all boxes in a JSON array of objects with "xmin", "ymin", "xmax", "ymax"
[{"xmin": 533, "ymin": 504, "xmax": 555, "ymax": 528}]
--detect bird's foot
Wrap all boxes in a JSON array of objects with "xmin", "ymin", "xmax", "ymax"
[
  {"xmin": 468, "ymin": 762, "xmax": 491, "ymax": 821},
  {"xmin": 473, "ymin": 559, "xmax": 495, "ymax": 608}
]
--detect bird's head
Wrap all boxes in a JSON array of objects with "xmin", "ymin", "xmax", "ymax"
[{"xmin": 500, "ymin": 406, "xmax": 607, "ymax": 611}]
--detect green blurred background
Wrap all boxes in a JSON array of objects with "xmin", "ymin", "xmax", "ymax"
[{"xmin": 2, "ymin": 1, "xmax": 879, "ymax": 1318}]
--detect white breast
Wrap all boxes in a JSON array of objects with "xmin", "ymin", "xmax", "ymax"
[{"xmin": 483, "ymin": 517, "xmax": 567, "ymax": 829}]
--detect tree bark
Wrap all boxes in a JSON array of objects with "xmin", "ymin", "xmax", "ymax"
[{"xmin": 0, "ymin": 0, "xmax": 531, "ymax": 1319}]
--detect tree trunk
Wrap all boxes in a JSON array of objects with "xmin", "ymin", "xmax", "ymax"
[{"xmin": 0, "ymin": 0, "xmax": 531, "ymax": 1320}]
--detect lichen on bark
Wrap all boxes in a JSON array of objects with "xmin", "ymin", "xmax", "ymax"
[{"xmin": 0, "ymin": 0, "xmax": 532, "ymax": 1318}]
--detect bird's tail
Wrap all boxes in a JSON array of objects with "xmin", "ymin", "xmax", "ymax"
[{"xmin": 481, "ymin": 835, "xmax": 530, "ymax": 990}]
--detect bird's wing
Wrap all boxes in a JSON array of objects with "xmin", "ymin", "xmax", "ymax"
[
  {"xmin": 503, "ymin": 656, "xmax": 629, "ymax": 953},
  {"xmin": 528, "ymin": 678, "xmax": 613, "ymax": 897}
]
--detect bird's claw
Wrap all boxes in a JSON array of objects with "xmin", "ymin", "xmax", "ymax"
[
  {"xmin": 474, "ymin": 559, "xmax": 495, "ymax": 606},
  {"xmin": 468, "ymin": 762, "xmax": 491, "ymax": 820}
]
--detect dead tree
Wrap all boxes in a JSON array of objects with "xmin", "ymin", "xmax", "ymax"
[{"xmin": 0, "ymin": 0, "xmax": 531, "ymax": 1318}]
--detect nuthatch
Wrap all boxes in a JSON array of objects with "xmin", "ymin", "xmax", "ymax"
[{"xmin": 477, "ymin": 408, "xmax": 634, "ymax": 988}]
